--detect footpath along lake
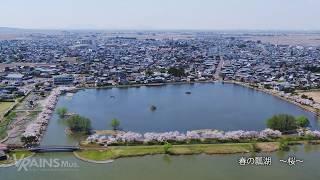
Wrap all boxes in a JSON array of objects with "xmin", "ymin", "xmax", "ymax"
[{"xmin": 42, "ymin": 82, "xmax": 319, "ymax": 145}]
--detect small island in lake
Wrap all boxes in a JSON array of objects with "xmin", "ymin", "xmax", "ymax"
[{"xmin": 150, "ymin": 105, "xmax": 157, "ymax": 111}]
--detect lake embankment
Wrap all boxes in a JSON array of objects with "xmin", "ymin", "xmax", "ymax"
[{"xmin": 75, "ymin": 142, "xmax": 279, "ymax": 163}]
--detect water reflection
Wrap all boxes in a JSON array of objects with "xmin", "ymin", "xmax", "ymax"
[{"xmin": 162, "ymin": 155, "xmax": 172, "ymax": 165}]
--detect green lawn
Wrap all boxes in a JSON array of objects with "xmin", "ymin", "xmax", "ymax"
[
  {"xmin": 169, "ymin": 143, "xmax": 253, "ymax": 155},
  {"xmin": 76, "ymin": 146, "xmax": 164, "ymax": 161},
  {"xmin": 8, "ymin": 150, "xmax": 34, "ymax": 159},
  {"xmin": 0, "ymin": 102, "xmax": 14, "ymax": 117},
  {"xmin": 27, "ymin": 111, "xmax": 41, "ymax": 119},
  {"xmin": 76, "ymin": 143, "xmax": 264, "ymax": 162},
  {"xmin": 0, "ymin": 112, "xmax": 17, "ymax": 139},
  {"xmin": 0, "ymin": 150, "xmax": 34, "ymax": 165}
]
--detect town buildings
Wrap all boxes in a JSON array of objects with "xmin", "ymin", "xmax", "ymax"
[{"xmin": 0, "ymin": 31, "xmax": 319, "ymax": 100}]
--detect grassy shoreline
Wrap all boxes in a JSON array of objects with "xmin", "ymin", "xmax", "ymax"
[
  {"xmin": 1, "ymin": 140, "xmax": 319, "ymax": 164},
  {"xmin": 0, "ymin": 150, "xmax": 34, "ymax": 165},
  {"xmin": 74, "ymin": 142, "xmax": 279, "ymax": 163}
]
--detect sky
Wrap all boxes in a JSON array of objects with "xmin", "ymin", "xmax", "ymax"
[{"xmin": 1, "ymin": 0, "xmax": 320, "ymax": 30}]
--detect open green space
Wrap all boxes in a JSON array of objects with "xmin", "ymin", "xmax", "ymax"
[
  {"xmin": 0, "ymin": 112, "xmax": 16, "ymax": 140},
  {"xmin": 75, "ymin": 142, "xmax": 277, "ymax": 162},
  {"xmin": 0, "ymin": 102, "xmax": 14, "ymax": 118},
  {"xmin": 0, "ymin": 150, "xmax": 34, "ymax": 165}
]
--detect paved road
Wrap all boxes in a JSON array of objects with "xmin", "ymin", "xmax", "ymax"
[{"xmin": 214, "ymin": 56, "xmax": 225, "ymax": 80}]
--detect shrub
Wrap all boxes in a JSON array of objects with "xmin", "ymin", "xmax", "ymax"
[
  {"xmin": 266, "ymin": 114, "xmax": 297, "ymax": 132},
  {"xmin": 163, "ymin": 142, "xmax": 172, "ymax": 153},
  {"xmin": 21, "ymin": 135, "xmax": 38, "ymax": 145},
  {"xmin": 56, "ymin": 107, "xmax": 68, "ymax": 119},
  {"xmin": 295, "ymin": 116, "xmax": 310, "ymax": 128},
  {"xmin": 168, "ymin": 67, "xmax": 185, "ymax": 77},
  {"xmin": 264, "ymin": 84, "xmax": 272, "ymax": 89},
  {"xmin": 279, "ymin": 139, "xmax": 290, "ymax": 151},
  {"xmin": 145, "ymin": 69, "xmax": 154, "ymax": 76},
  {"xmin": 66, "ymin": 115, "xmax": 91, "ymax": 134},
  {"xmin": 110, "ymin": 118, "xmax": 120, "ymax": 131}
]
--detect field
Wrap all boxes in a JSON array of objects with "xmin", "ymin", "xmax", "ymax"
[
  {"xmin": 243, "ymin": 34, "xmax": 320, "ymax": 46},
  {"xmin": 0, "ymin": 102, "xmax": 14, "ymax": 119},
  {"xmin": 299, "ymin": 91, "xmax": 320, "ymax": 104}
]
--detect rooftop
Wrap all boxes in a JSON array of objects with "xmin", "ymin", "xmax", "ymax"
[{"xmin": 6, "ymin": 73, "xmax": 24, "ymax": 79}]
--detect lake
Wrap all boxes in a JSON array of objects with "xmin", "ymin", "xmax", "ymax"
[
  {"xmin": 1, "ymin": 144, "xmax": 320, "ymax": 180},
  {"xmin": 41, "ymin": 82, "xmax": 319, "ymax": 145},
  {"xmin": 2, "ymin": 83, "xmax": 320, "ymax": 180}
]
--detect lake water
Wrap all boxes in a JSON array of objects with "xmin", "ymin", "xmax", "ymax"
[
  {"xmin": 1, "ymin": 145, "xmax": 320, "ymax": 180},
  {"xmin": 42, "ymin": 82, "xmax": 319, "ymax": 145},
  {"xmin": 2, "ymin": 83, "xmax": 320, "ymax": 180}
]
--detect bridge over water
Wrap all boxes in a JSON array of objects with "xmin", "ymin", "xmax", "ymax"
[{"xmin": 29, "ymin": 145, "xmax": 80, "ymax": 153}]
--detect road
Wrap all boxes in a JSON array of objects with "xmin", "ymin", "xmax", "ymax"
[{"xmin": 214, "ymin": 56, "xmax": 225, "ymax": 81}]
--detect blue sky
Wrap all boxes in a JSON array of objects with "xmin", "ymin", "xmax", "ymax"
[{"xmin": 1, "ymin": 0, "xmax": 320, "ymax": 30}]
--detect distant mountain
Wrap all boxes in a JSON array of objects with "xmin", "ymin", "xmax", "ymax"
[
  {"xmin": 0, "ymin": 27, "xmax": 32, "ymax": 33},
  {"xmin": 0, "ymin": 27, "xmax": 66, "ymax": 34}
]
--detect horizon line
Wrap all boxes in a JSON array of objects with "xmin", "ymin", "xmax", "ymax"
[{"xmin": 2, "ymin": 26, "xmax": 320, "ymax": 33}]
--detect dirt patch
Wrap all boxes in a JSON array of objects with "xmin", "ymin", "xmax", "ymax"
[
  {"xmin": 299, "ymin": 91, "xmax": 320, "ymax": 104},
  {"xmin": 256, "ymin": 142, "xmax": 279, "ymax": 152}
]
